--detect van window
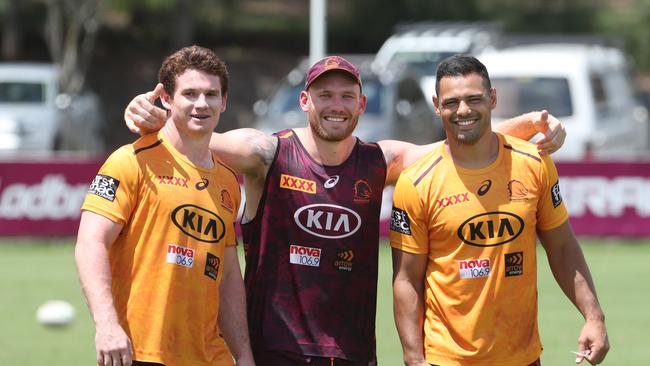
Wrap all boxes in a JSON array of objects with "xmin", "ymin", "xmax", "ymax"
[
  {"xmin": 491, "ymin": 77, "xmax": 573, "ymax": 118},
  {"xmin": 0, "ymin": 82, "xmax": 45, "ymax": 103}
]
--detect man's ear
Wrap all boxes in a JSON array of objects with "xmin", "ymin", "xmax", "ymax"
[
  {"xmin": 489, "ymin": 88, "xmax": 497, "ymax": 110},
  {"xmin": 160, "ymin": 90, "xmax": 172, "ymax": 110},
  {"xmin": 432, "ymin": 95, "xmax": 441, "ymax": 116},
  {"xmin": 299, "ymin": 90, "xmax": 310, "ymax": 112}
]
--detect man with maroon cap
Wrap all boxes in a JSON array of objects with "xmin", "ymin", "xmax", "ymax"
[{"xmin": 123, "ymin": 55, "xmax": 566, "ymax": 365}]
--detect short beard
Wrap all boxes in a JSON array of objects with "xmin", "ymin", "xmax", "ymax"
[{"xmin": 309, "ymin": 118, "xmax": 356, "ymax": 142}]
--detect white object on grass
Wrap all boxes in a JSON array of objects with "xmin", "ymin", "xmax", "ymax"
[{"xmin": 36, "ymin": 300, "xmax": 76, "ymax": 327}]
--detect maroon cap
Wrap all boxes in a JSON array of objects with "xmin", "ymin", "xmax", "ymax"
[{"xmin": 304, "ymin": 56, "xmax": 362, "ymax": 90}]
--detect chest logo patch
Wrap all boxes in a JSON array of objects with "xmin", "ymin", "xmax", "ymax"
[
  {"xmin": 505, "ymin": 252, "xmax": 524, "ymax": 277},
  {"xmin": 353, "ymin": 179, "xmax": 372, "ymax": 204},
  {"xmin": 459, "ymin": 258, "xmax": 491, "ymax": 279},
  {"xmin": 294, "ymin": 204, "xmax": 362, "ymax": 239},
  {"xmin": 477, "ymin": 180, "xmax": 492, "ymax": 196},
  {"xmin": 159, "ymin": 175, "xmax": 188, "ymax": 188},
  {"xmin": 324, "ymin": 175, "xmax": 340, "ymax": 189},
  {"xmin": 508, "ymin": 180, "xmax": 530, "ymax": 201},
  {"xmin": 289, "ymin": 244, "xmax": 321, "ymax": 267},
  {"xmin": 220, "ymin": 189, "xmax": 234, "ymax": 213},
  {"xmin": 437, "ymin": 192, "xmax": 470, "ymax": 208},
  {"xmin": 166, "ymin": 244, "xmax": 194, "ymax": 268},
  {"xmin": 457, "ymin": 211, "xmax": 524, "ymax": 247},
  {"xmin": 171, "ymin": 204, "xmax": 226, "ymax": 243},
  {"xmin": 280, "ymin": 174, "xmax": 317, "ymax": 194}
]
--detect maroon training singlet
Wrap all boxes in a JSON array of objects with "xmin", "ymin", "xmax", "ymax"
[{"xmin": 242, "ymin": 129, "xmax": 387, "ymax": 362}]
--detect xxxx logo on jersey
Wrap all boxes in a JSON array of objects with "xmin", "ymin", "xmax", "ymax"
[{"xmin": 280, "ymin": 174, "xmax": 317, "ymax": 194}]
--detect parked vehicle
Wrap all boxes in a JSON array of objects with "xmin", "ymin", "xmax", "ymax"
[
  {"xmin": 476, "ymin": 43, "xmax": 649, "ymax": 160},
  {"xmin": 371, "ymin": 21, "xmax": 502, "ymax": 76},
  {"xmin": 0, "ymin": 63, "xmax": 104, "ymax": 155},
  {"xmin": 252, "ymin": 55, "xmax": 444, "ymax": 145}
]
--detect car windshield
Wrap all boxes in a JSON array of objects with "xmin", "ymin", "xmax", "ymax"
[
  {"xmin": 0, "ymin": 82, "xmax": 45, "ymax": 103},
  {"xmin": 267, "ymin": 78, "xmax": 386, "ymax": 116},
  {"xmin": 491, "ymin": 77, "xmax": 573, "ymax": 118}
]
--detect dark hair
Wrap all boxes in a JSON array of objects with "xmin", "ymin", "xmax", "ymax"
[
  {"xmin": 158, "ymin": 45, "xmax": 229, "ymax": 96},
  {"xmin": 435, "ymin": 54, "xmax": 491, "ymax": 96}
]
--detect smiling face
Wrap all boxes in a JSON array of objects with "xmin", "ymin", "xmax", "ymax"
[
  {"xmin": 433, "ymin": 72, "xmax": 496, "ymax": 145},
  {"xmin": 161, "ymin": 69, "xmax": 227, "ymax": 138},
  {"xmin": 300, "ymin": 71, "xmax": 366, "ymax": 142}
]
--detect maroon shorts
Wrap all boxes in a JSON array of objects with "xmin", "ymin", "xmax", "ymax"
[{"xmin": 253, "ymin": 350, "xmax": 376, "ymax": 366}]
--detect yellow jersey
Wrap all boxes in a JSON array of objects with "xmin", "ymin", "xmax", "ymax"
[
  {"xmin": 82, "ymin": 132, "xmax": 240, "ymax": 365},
  {"xmin": 390, "ymin": 133, "xmax": 568, "ymax": 366}
]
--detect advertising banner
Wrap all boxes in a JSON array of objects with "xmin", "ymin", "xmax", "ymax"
[
  {"xmin": 0, "ymin": 159, "xmax": 102, "ymax": 236},
  {"xmin": 555, "ymin": 161, "xmax": 650, "ymax": 237},
  {"xmin": 1, "ymin": 160, "xmax": 649, "ymax": 237}
]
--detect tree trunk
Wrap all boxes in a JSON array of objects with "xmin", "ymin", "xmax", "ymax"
[{"xmin": 2, "ymin": 0, "xmax": 21, "ymax": 59}]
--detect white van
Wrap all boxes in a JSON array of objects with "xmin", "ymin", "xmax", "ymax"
[
  {"xmin": 372, "ymin": 21, "xmax": 502, "ymax": 76},
  {"xmin": 477, "ymin": 44, "xmax": 649, "ymax": 160}
]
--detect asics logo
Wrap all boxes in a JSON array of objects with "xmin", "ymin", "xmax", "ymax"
[
  {"xmin": 477, "ymin": 180, "xmax": 492, "ymax": 196},
  {"xmin": 324, "ymin": 176, "xmax": 340, "ymax": 189}
]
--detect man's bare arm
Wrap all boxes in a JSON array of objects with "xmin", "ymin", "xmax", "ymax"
[
  {"xmin": 538, "ymin": 221, "xmax": 609, "ymax": 365},
  {"xmin": 209, "ymin": 128, "xmax": 277, "ymax": 176},
  {"xmin": 392, "ymin": 248, "xmax": 429, "ymax": 366},
  {"xmin": 495, "ymin": 110, "xmax": 566, "ymax": 155},
  {"xmin": 219, "ymin": 246, "xmax": 255, "ymax": 365},
  {"xmin": 75, "ymin": 211, "xmax": 132, "ymax": 366}
]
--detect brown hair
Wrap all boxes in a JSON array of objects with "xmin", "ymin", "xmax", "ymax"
[{"xmin": 158, "ymin": 45, "xmax": 229, "ymax": 96}]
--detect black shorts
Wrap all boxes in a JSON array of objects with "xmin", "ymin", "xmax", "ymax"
[
  {"xmin": 132, "ymin": 362, "xmax": 164, "ymax": 366},
  {"xmin": 253, "ymin": 350, "xmax": 376, "ymax": 366}
]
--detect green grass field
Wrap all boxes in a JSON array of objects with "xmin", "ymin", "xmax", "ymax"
[{"xmin": 1, "ymin": 238, "xmax": 648, "ymax": 365}]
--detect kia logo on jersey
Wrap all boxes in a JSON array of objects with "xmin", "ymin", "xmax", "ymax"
[
  {"xmin": 294, "ymin": 204, "xmax": 362, "ymax": 239},
  {"xmin": 171, "ymin": 204, "xmax": 226, "ymax": 243},
  {"xmin": 457, "ymin": 211, "xmax": 524, "ymax": 247}
]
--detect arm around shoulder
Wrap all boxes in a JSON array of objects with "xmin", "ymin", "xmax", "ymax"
[
  {"xmin": 209, "ymin": 128, "xmax": 277, "ymax": 177},
  {"xmin": 379, "ymin": 139, "xmax": 441, "ymax": 186},
  {"xmin": 495, "ymin": 110, "xmax": 566, "ymax": 155}
]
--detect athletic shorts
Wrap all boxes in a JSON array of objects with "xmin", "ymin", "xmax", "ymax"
[
  {"xmin": 253, "ymin": 350, "xmax": 376, "ymax": 366},
  {"xmin": 431, "ymin": 358, "xmax": 540, "ymax": 366},
  {"xmin": 131, "ymin": 362, "xmax": 164, "ymax": 366}
]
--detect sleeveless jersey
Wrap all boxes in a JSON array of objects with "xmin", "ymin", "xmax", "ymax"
[
  {"xmin": 242, "ymin": 129, "xmax": 387, "ymax": 362},
  {"xmin": 81, "ymin": 132, "xmax": 240, "ymax": 366},
  {"xmin": 389, "ymin": 133, "xmax": 568, "ymax": 366}
]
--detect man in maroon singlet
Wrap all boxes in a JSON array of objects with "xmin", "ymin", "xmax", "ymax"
[{"xmin": 124, "ymin": 56, "xmax": 567, "ymax": 365}]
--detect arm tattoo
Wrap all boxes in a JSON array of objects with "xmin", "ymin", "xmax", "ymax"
[{"xmin": 250, "ymin": 133, "xmax": 277, "ymax": 167}]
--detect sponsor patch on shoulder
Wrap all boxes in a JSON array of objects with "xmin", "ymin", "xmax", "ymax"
[
  {"xmin": 390, "ymin": 207, "xmax": 411, "ymax": 235},
  {"xmin": 88, "ymin": 174, "xmax": 120, "ymax": 202},
  {"xmin": 289, "ymin": 244, "xmax": 321, "ymax": 267},
  {"xmin": 551, "ymin": 181, "xmax": 563, "ymax": 208},
  {"xmin": 166, "ymin": 244, "xmax": 194, "ymax": 268},
  {"xmin": 458, "ymin": 258, "xmax": 491, "ymax": 279}
]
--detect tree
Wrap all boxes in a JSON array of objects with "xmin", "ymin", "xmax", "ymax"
[
  {"xmin": 44, "ymin": 0, "xmax": 103, "ymax": 95},
  {"xmin": 1, "ymin": 0, "xmax": 21, "ymax": 60}
]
